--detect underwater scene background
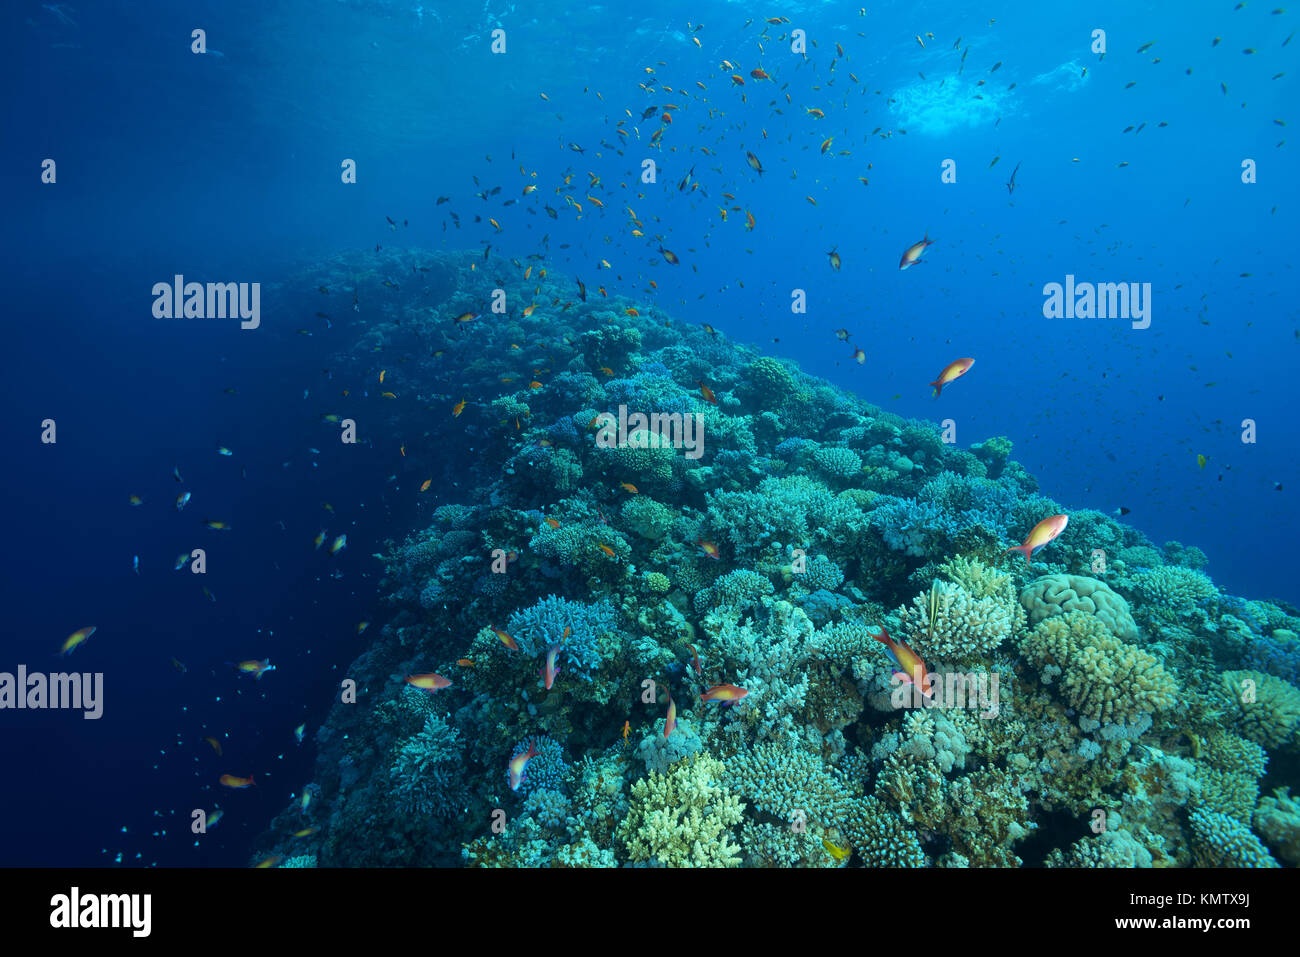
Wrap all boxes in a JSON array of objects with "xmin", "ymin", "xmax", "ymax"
[{"xmin": 4, "ymin": 0, "xmax": 1298, "ymax": 868}]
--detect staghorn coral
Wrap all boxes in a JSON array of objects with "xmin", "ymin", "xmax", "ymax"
[
  {"xmin": 506, "ymin": 594, "xmax": 620, "ymax": 680},
  {"xmin": 617, "ymin": 753, "xmax": 745, "ymax": 867},
  {"xmin": 1019, "ymin": 611, "xmax": 1178, "ymax": 725},
  {"xmin": 1020, "ymin": 575, "xmax": 1139, "ymax": 641}
]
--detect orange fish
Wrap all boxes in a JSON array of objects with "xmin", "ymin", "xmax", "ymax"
[
  {"xmin": 1005, "ymin": 514, "xmax": 1070, "ymax": 564},
  {"xmin": 619, "ymin": 482, "xmax": 639, "ymax": 494},
  {"xmin": 528, "ymin": 381, "xmax": 543, "ymax": 390},
  {"xmin": 453, "ymin": 312, "xmax": 478, "ymax": 323},
  {"xmin": 595, "ymin": 541, "xmax": 617, "ymax": 560},
  {"xmin": 540, "ymin": 645, "xmax": 561, "ymax": 690},
  {"xmin": 492, "ymin": 627, "xmax": 520, "ymax": 651},
  {"xmin": 899, "ymin": 233, "xmax": 935, "ymax": 269},
  {"xmin": 621, "ymin": 719, "xmax": 631, "ymax": 748},
  {"xmin": 204, "ymin": 736, "xmax": 223, "ymax": 756},
  {"xmin": 509, "ymin": 740, "xmax": 541, "ymax": 791},
  {"xmin": 405, "ymin": 673, "xmax": 452, "ymax": 693},
  {"xmin": 219, "ymin": 773, "xmax": 256, "ymax": 789},
  {"xmin": 929, "ymin": 358, "xmax": 974, "ymax": 398},
  {"xmin": 544, "ymin": 517, "xmax": 561, "ymax": 529},
  {"xmin": 700, "ymin": 684, "xmax": 748, "ymax": 705},
  {"xmin": 456, "ymin": 658, "xmax": 475, "ymax": 668},
  {"xmin": 663, "ymin": 695, "xmax": 677, "ymax": 738},
  {"xmin": 419, "ymin": 479, "xmax": 432, "ymax": 492},
  {"xmin": 697, "ymin": 539, "xmax": 720, "ymax": 560},
  {"xmin": 452, "ymin": 398, "xmax": 467, "ymax": 417},
  {"xmin": 751, "ymin": 68, "xmax": 770, "ymax": 79},
  {"xmin": 698, "ymin": 381, "xmax": 718, "ymax": 404},
  {"xmin": 873, "ymin": 626, "xmax": 934, "ymax": 699}
]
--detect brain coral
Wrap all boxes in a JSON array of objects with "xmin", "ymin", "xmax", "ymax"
[
  {"xmin": 746, "ymin": 355, "xmax": 795, "ymax": 403},
  {"xmin": 1212, "ymin": 670, "xmax": 1300, "ymax": 751},
  {"xmin": 621, "ymin": 496, "xmax": 675, "ymax": 540},
  {"xmin": 617, "ymin": 753, "xmax": 745, "ymax": 867},
  {"xmin": 1020, "ymin": 574, "xmax": 1139, "ymax": 642},
  {"xmin": 1019, "ymin": 611, "xmax": 1178, "ymax": 725}
]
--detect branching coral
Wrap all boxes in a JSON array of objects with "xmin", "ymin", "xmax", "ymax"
[
  {"xmin": 1019, "ymin": 611, "xmax": 1177, "ymax": 725},
  {"xmin": 1211, "ymin": 670, "xmax": 1300, "ymax": 751},
  {"xmin": 617, "ymin": 753, "xmax": 745, "ymax": 867},
  {"xmin": 894, "ymin": 579, "xmax": 1020, "ymax": 662},
  {"xmin": 388, "ymin": 714, "xmax": 467, "ymax": 819}
]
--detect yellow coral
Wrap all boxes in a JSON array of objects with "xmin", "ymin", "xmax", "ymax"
[
  {"xmin": 1019, "ymin": 611, "xmax": 1177, "ymax": 725},
  {"xmin": 618, "ymin": 753, "xmax": 745, "ymax": 867}
]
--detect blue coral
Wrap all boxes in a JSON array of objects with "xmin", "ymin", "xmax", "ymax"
[
  {"xmin": 506, "ymin": 594, "xmax": 619, "ymax": 680},
  {"xmin": 507, "ymin": 736, "xmax": 568, "ymax": 795}
]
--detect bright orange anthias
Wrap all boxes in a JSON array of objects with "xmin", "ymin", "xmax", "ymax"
[
  {"xmin": 872, "ymin": 626, "xmax": 933, "ymax": 700},
  {"xmin": 1005, "ymin": 514, "xmax": 1069, "ymax": 564}
]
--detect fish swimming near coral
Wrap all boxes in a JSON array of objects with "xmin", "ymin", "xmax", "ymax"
[
  {"xmin": 1004, "ymin": 514, "xmax": 1069, "ymax": 564},
  {"xmin": 872, "ymin": 626, "xmax": 933, "ymax": 699},
  {"xmin": 508, "ymin": 740, "xmax": 540, "ymax": 791},
  {"xmin": 700, "ymin": 684, "xmax": 748, "ymax": 705}
]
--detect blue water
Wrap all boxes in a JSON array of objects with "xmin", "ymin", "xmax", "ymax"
[{"xmin": 3, "ymin": 0, "xmax": 1296, "ymax": 866}]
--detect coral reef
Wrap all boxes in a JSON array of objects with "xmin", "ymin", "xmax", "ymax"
[{"xmin": 245, "ymin": 249, "xmax": 1298, "ymax": 870}]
